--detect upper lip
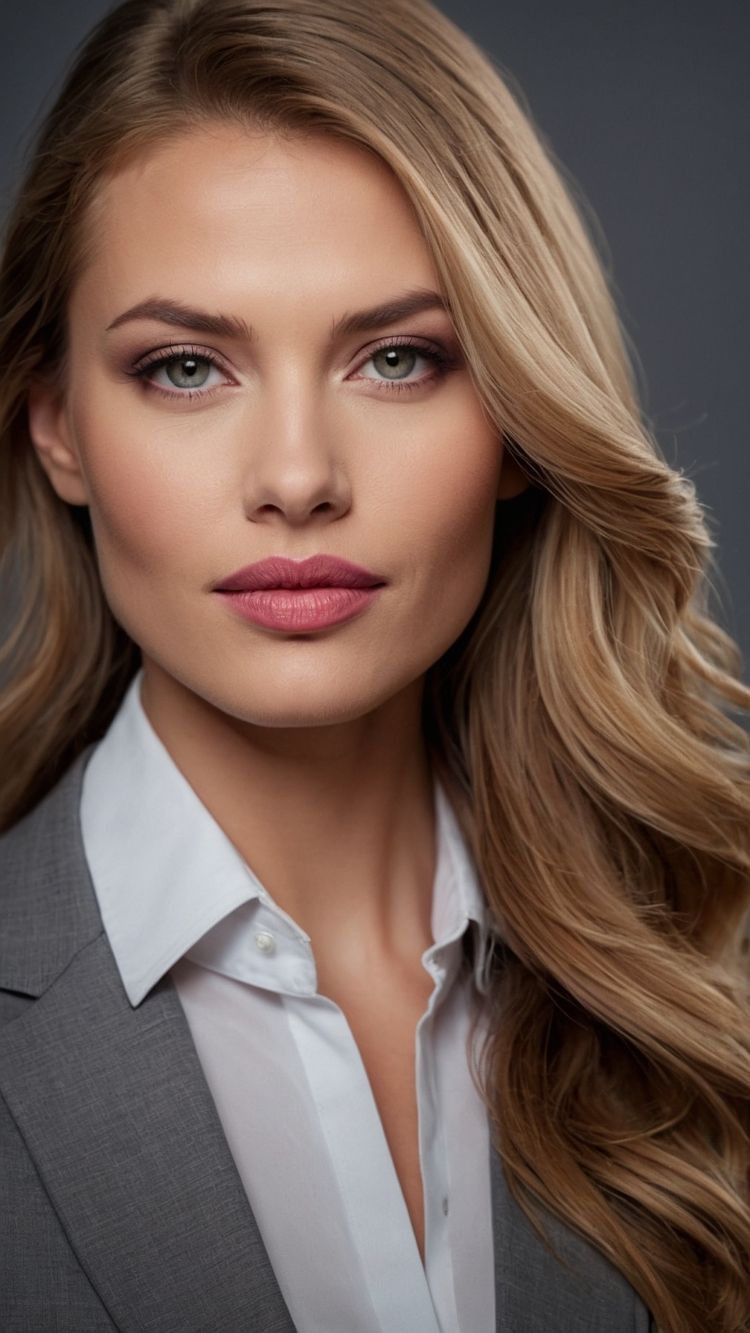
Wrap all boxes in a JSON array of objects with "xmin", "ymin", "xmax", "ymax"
[{"xmin": 215, "ymin": 555, "xmax": 385, "ymax": 592}]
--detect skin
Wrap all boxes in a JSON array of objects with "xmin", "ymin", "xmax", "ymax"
[{"xmin": 29, "ymin": 124, "xmax": 526, "ymax": 1257}]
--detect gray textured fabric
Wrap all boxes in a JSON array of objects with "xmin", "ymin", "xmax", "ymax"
[
  {"xmin": 0, "ymin": 758, "xmax": 652, "ymax": 1331},
  {"xmin": 490, "ymin": 1152, "xmax": 651, "ymax": 1332},
  {"xmin": 0, "ymin": 1091, "xmax": 115, "ymax": 1332},
  {"xmin": 0, "ymin": 753, "xmax": 102, "ymax": 997}
]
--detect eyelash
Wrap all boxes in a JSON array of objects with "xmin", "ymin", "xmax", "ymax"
[
  {"xmin": 129, "ymin": 344, "xmax": 232, "ymax": 400},
  {"xmin": 350, "ymin": 336, "xmax": 455, "ymax": 392},
  {"xmin": 129, "ymin": 335, "xmax": 455, "ymax": 400}
]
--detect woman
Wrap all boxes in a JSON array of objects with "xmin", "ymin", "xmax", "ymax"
[{"xmin": 1, "ymin": 0, "xmax": 749, "ymax": 1329}]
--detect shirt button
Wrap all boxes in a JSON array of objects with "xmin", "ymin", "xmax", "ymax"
[{"xmin": 254, "ymin": 931, "xmax": 276, "ymax": 956}]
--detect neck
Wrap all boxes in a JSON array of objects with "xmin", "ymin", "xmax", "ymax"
[{"xmin": 140, "ymin": 659, "xmax": 436, "ymax": 954}]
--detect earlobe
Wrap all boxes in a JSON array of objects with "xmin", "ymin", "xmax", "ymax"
[
  {"xmin": 497, "ymin": 442, "xmax": 530, "ymax": 500},
  {"xmin": 27, "ymin": 383, "xmax": 89, "ymax": 506}
]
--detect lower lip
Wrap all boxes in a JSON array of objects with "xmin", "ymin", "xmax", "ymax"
[{"xmin": 215, "ymin": 586, "xmax": 382, "ymax": 632}]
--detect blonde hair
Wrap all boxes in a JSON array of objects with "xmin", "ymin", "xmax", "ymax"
[{"xmin": 2, "ymin": 0, "xmax": 750, "ymax": 1325}]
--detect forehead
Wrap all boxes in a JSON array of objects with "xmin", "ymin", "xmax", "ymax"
[{"xmin": 72, "ymin": 124, "xmax": 438, "ymax": 328}]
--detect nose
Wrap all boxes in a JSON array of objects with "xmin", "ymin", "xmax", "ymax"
[{"xmin": 242, "ymin": 377, "xmax": 351, "ymax": 528}]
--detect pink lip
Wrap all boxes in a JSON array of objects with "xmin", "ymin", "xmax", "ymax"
[{"xmin": 214, "ymin": 555, "xmax": 385, "ymax": 632}]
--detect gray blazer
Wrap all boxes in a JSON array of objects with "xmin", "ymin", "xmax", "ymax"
[{"xmin": 0, "ymin": 759, "xmax": 652, "ymax": 1332}]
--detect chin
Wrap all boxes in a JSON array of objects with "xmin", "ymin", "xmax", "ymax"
[
  {"xmin": 241, "ymin": 701, "xmax": 375, "ymax": 729},
  {"xmin": 194, "ymin": 667, "xmax": 409, "ymax": 731}
]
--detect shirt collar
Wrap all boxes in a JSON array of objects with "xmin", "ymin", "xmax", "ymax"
[
  {"xmin": 431, "ymin": 783, "xmax": 485, "ymax": 948},
  {"xmin": 81, "ymin": 676, "xmax": 263, "ymax": 1005},
  {"xmin": 81, "ymin": 675, "xmax": 488, "ymax": 1006}
]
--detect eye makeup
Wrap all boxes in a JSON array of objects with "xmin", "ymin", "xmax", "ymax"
[
  {"xmin": 127, "ymin": 342, "xmax": 235, "ymax": 400},
  {"xmin": 122, "ymin": 327, "xmax": 460, "ymax": 402}
]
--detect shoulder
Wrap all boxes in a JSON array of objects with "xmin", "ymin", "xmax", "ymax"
[
  {"xmin": 0, "ymin": 755, "xmax": 103, "ymax": 1005},
  {"xmin": 490, "ymin": 1151, "xmax": 654, "ymax": 1332}
]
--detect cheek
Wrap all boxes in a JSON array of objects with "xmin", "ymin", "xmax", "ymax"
[
  {"xmin": 385, "ymin": 406, "xmax": 501, "ymax": 623},
  {"xmin": 71, "ymin": 391, "xmax": 225, "ymax": 585}
]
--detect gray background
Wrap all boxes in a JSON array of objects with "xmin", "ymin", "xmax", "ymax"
[{"xmin": 2, "ymin": 0, "xmax": 748, "ymax": 658}]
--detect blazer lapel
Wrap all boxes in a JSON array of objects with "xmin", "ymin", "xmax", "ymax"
[{"xmin": 0, "ymin": 773, "xmax": 296, "ymax": 1333}]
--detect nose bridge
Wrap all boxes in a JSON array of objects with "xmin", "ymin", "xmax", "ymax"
[{"xmin": 243, "ymin": 360, "xmax": 348, "ymax": 525}]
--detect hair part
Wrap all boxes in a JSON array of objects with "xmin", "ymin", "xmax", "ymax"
[{"xmin": 2, "ymin": 1, "xmax": 750, "ymax": 1326}]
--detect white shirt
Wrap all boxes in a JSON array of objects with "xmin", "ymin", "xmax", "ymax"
[{"xmin": 80, "ymin": 677, "xmax": 496, "ymax": 1333}]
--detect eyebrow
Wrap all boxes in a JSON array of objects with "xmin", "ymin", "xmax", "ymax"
[
  {"xmin": 105, "ymin": 299, "xmax": 252, "ymax": 340},
  {"xmin": 332, "ymin": 290, "xmax": 448, "ymax": 338},
  {"xmin": 105, "ymin": 289, "xmax": 448, "ymax": 342}
]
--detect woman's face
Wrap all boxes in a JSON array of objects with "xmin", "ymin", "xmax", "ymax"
[{"xmin": 31, "ymin": 125, "xmax": 518, "ymax": 727}]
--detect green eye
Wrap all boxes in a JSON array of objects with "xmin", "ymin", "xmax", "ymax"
[
  {"xmin": 371, "ymin": 346, "xmax": 418, "ymax": 380},
  {"xmin": 164, "ymin": 356, "xmax": 211, "ymax": 388}
]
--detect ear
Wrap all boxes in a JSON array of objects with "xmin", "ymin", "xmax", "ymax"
[
  {"xmin": 27, "ymin": 382, "xmax": 89, "ymax": 506},
  {"xmin": 497, "ymin": 441, "xmax": 530, "ymax": 500}
]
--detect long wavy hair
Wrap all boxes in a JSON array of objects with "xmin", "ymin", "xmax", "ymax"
[{"xmin": 2, "ymin": 0, "xmax": 750, "ymax": 1326}]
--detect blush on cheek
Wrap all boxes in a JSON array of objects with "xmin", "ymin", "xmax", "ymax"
[
  {"xmin": 410, "ymin": 436, "xmax": 500, "ymax": 566},
  {"xmin": 84, "ymin": 470, "xmax": 203, "ymax": 656},
  {"xmin": 78, "ymin": 419, "xmax": 204, "ymax": 579},
  {"xmin": 397, "ymin": 476, "xmax": 497, "ymax": 663},
  {"xmin": 89, "ymin": 480, "xmax": 177, "ymax": 576}
]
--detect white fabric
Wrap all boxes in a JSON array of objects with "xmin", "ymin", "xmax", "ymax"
[{"xmin": 81, "ymin": 676, "xmax": 496, "ymax": 1333}]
